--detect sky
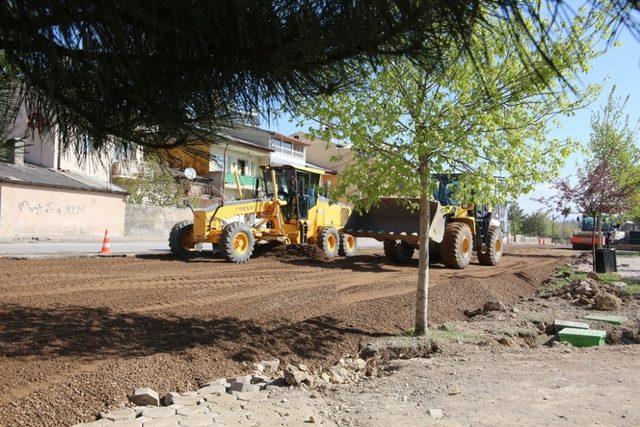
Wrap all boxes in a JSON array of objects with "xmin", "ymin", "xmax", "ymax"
[{"xmin": 267, "ymin": 25, "xmax": 640, "ymax": 215}]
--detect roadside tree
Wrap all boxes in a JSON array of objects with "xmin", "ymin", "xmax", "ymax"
[
  {"xmin": 520, "ymin": 211, "xmax": 550, "ymax": 238},
  {"xmin": 292, "ymin": 9, "xmax": 606, "ymax": 335},
  {"xmin": 551, "ymin": 160, "xmax": 636, "ymax": 269},
  {"xmin": 0, "ymin": 1, "xmax": 634, "ymax": 157}
]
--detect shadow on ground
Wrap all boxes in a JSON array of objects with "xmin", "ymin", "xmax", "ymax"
[{"xmin": 0, "ymin": 304, "xmax": 391, "ymax": 362}]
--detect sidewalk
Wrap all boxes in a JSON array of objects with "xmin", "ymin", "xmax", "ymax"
[
  {"xmin": 0, "ymin": 240, "xmax": 170, "ymax": 258},
  {"xmin": 0, "ymin": 237, "xmax": 382, "ymax": 259}
]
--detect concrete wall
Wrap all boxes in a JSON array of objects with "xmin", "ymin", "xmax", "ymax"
[
  {"xmin": 124, "ymin": 204, "xmax": 192, "ymax": 237},
  {"xmin": 0, "ymin": 183, "xmax": 126, "ymax": 238}
]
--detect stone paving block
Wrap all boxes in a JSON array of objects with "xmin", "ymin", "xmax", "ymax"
[
  {"xmin": 164, "ymin": 392, "xmax": 181, "ymax": 405},
  {"xmin": 176, "ymin": 406, "xmax": 208, "ymax": 417},
  {"xmin": 227, "ymin": 375, "xmax": 252, "ymax": 384},
  {"xmin": 197, "ymin": 385, "xmax": 226, "ymax": 396},
  {"xmin": 203, "ymin": 379, "xmax": 227, "ymax": 387},
  {"xmin": 111, "ymin": 420, "xmax": 143, "ymax": 427},
  {"xmin": 131, "ymin": 388, "xmax": 160, "ymax": 407},
  {"xmin": 178, "ymin": 414, "xmax": 216, "ymax": 426},
  {"xmin": 73, "ymin": 421, "xmax": 114, "ymax": 427},
  {"xmin": 169, "ymin": 395, "xmax": 203, "ymax": 406},
  {"xmin": 141, "ymin": 407, "xmax": 177, "ymax": 419},
  {"xmin": 100, "ymin": 408, "xmax": 137, "ymax": 421},
  {"xmin": 213, "ymin": 412, "xmax": 251, "ymax": 425},
  {"xmin": 233, "ymin": 391, "xmax": 267, "ymax": 402},
  {"xmin": 141, "ymin": 417, "xmax": 182, "ymax": 427},
  {"xmin": 229, "ymin": 382, "xmax": 260, "ymax": 393}
]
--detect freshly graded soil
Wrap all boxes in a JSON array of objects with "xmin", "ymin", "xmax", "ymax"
[{"xmin": 0, "ymin": 245, "xmax": 576, "ymax": 426}]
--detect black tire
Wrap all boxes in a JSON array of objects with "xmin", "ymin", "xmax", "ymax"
[
  {"xmin": 383, "ymin": 240, "xmax": 398, "ymax": 263},
  {"xmin": 383, "ymin": 240, "xmax": 414, "ymax": 264},
  {"xmin": 441, "ymin": 222, "xmax": 473, "ymax": 269},
  {"xmin": 338, "ymin": 233, "xmax": 357, "ymax": 257},
  {"xmin": 169, "ymin": 220, "xmax": 197, "ymax": 259},
  {"xmin": 318, "ymin": 227, "xmax": 340, "ymax": 258},
  {"xmin": 220, "ymin": 222, "xmax": 255, "ymax": 263},
  {"xmin": 478, "ymin": 225, "xmax": 504, "ymax": 266}
]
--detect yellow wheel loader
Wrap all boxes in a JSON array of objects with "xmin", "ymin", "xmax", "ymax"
[
  {"xmin": 169, "ymin": 165, "xmax": 356, "ymax": 262},
  {"xmin": 343, "ymin": 174, "xmax": 506, "ymax": 269}
]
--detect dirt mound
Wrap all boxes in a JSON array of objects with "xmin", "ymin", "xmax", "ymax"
[
  {"xmin": 264, "ymin": 243, "xmax": 330, "ymax": 261},
  {"xmin": 541, "ymin": 277, "xmax": 633, "ymax": 310}
]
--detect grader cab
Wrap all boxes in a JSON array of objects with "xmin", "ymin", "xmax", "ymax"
[{"xmin": 169, "ymin": 165, "xmax": 356, "ymax": 262}]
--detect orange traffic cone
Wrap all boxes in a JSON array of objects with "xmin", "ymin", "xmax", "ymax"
[{"xmin": 100, "ymin": 229, "xmax": 111, "ymax": 254}]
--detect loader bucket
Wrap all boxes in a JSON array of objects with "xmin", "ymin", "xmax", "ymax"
[{"xmin": 343, "ymin": 198, "xmax": 445, "ymax": 243}]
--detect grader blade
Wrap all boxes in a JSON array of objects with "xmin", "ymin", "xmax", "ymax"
[{"xmin": 344, "ymin": 198, "xmax": 445, "ymax": 243}]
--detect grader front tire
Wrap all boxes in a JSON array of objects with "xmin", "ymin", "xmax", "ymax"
[
  {"xmin": 441, "ymin": 222, "xmax": 473, "ymax": 269},
  {"xmin": 338, "ymin": 233, "xmax": 357, "ymax": 257},
  {"xmin": 169, "ymin": 220, "xmax": 197, "ymax": 259},
  {"xmin": 220, "ymin": 222, "xmax": 255, "ymax": 263},
  {"xmin": 318, "ymin": 227, "xmax": 340, "ymax": 258}
]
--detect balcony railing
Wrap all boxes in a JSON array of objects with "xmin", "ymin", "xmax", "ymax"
[
  {"xmin": 270, "ymin": 143, "xmax": 304, "ymax": 159},
  {"xmin": 224, "ymin": 173, "xmax": 257, "ymax": 187}
]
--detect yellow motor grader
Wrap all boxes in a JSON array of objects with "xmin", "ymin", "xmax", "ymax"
[{"xmin": 169, "ymin": 165, "xmax": 356, "ymax": 262}]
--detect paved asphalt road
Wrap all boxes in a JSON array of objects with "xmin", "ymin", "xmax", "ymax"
[{"xmin": 0, "ymin": 238, "xmax": 383, "ymax": 258}]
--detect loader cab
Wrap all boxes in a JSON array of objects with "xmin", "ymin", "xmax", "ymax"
[{"xmin": 260, "ymin": 165, "xmax": 322, "ymax": 221}]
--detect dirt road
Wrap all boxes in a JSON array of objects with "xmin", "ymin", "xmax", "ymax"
[{"xmin": 0, "ymin": 245, "xmax": 576, "ymax": 426}]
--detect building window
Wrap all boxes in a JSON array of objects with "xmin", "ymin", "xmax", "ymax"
[
  {"xmin": 238, "ymin": 159, "xmax": 247, "ymax": 175},
  {"xmin": 211, "ymin": 154, "xmax": 224, "ymax": 171},
  {"xmin": 270, "ymin": 138, "xmax": 304, "ymax": 159}
]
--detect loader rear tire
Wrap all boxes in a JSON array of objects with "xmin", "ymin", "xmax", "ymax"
[
  {"xmin": 478, "ymin": 225, "xmax": 504, "ymax": 266},
  {"xmin": 338, "ymin": 233, "xmax": 357, "ymax": 257},
  {"xmin": 220, "ymin": 222, "xmax": 255, "ymax": 263},
  {"xmin": 169, "ymin": 220, "xmax": 198, "ymax": 259},
  {"xmin": 318, "ymin": 227, "xmax": 340, "ymax": 258},
  {"xmin": 383, "ymin": 240, "xmax": 414, "ymax": 264},
  {"xmin": 441, "ymin": 222, "xmax": 473, "ymax": 269}
]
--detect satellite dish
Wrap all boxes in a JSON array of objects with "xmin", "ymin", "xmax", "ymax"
[{"xmin": 184, "ymin": 167, "xmax": 197, "ymax": 180}]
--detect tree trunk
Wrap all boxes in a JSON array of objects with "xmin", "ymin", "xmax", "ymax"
[
  {"xmin": 414, "ymin": 157, "xmax": 430, "ymax": 336},
  {"xmin": 591, "ymin": 215, "xmax": 596, "ymax": 271}
]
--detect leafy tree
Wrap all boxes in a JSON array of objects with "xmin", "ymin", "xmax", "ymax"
[
  {"xmin": 587, "ymin": 87, "xmax": 640, "ymax": 223},
  {"xmin": 124, "ymin": 157, "xmax": 189, "ymax": 207},
  {"xmin": 520, "ymin": 211, "xmax": 550, "ymax": 237},
  {"xmin": 291, "ymin": 9, "xmax": 606, "ymax": 335},
  {"xmin": 0, "ymin": 51, "xmax": 21, "ymax": 162},
  {"xmin": 551, "ymin": 160, "xmax": 636, "ymax": 269},
  {"xmin": 0, "ymin": 1, "xmax": 635, "ymax": 155},
  {"xmin": 508, "ymin": 202, "xmax": 525, "ymax": 240}
]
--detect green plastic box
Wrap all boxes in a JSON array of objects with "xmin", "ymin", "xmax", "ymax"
[
  {"xmin": 553, "ymin": 320, "xmax": 589, "ymax": 334},
  {"xmin": 557, "ymin": 328, "xmax": 606, "ymax": 347},
  {"xmin": 583, "ymin": 314, "xmax": 626, "ymax": 325}
]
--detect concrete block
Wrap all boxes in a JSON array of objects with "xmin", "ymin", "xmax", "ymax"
[
  {"xmin": 164, "ymin": 392, "xmax": 181, "ymax": 405},
  {"xmin": 229, "ymin": 382, "xmax": 260, "ymax": 392},
  {"xmin": 131, "ymin": 387, "xmax": 160, "ymax": 407},
  {"xmin": 197, "ymin": 385, "xmax": 226, "ymax": 396},
  {"xmin": 213, "ymin": 412, "xmax": 250, "ymax": 424},
  {"xmin": 177, "ymin": 414, "xmax": 216, "ymax": 426},
  {"xmin": 553, "ymin": 320, "xmax": 589, "ymax": 334},
  {"xmin": 227, "ymin": 375, "xmax": 252, "ymax": 384},
  {"xmin": 141, "ymin": 407, "xmax": 176, "ymax": 419},
  {"xmin": 142, "ymin": 417, "xmax": 181, "ymax": 427},
  {"xmin": 100, "ymin": 408, "xmax": 137, "ymax": 421},
  {"xmin": 168, "ymin": 395, "xmax": 202, "ymax": 406},
  {"xmin": 233, "ymin": 391, "xmax": 267, "ymax": 402},
  {"xmin": 111, "ymin": 420, "xmax": 142, "ymax": 427}
]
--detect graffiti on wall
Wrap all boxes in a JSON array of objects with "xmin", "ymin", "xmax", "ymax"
[{"xmin": 17, "ymin": 200, "xmax": 90, "ymax": 216}]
